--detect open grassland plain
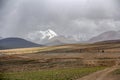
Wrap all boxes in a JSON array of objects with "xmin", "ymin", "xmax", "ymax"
[
  {"xmin": 0, "ymin": 42, "xmax": 120, "ymax": 80},
  {"xmin": 1, "ymin": 41, "xmax": 120, "ymax": 55},
  {"xmin": 0, "ymin": 67, "xmax": 105, "ymax": 80},
  {"xmin": 0, "ymin": 52, "xmax": 119, "ymax": 72}
]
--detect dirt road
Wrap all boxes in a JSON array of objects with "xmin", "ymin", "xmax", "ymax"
[{"xmin": 77, "ymin": 66, "xmax": 119, "ymax": 80}]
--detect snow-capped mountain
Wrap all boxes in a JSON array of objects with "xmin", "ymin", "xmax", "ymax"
[
  {"xmin": 40, "ymin": 29, "xmax": 58, "ymax": 39},
  {"xmin": 27, "ymin": 29, "xmax": 58, "ymax": 43},
  {"xmin": 27, "ymin": 29, "xmax": 86, "ymax": 46}
]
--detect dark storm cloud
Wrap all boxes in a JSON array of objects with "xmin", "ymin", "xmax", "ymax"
[{"xmin": 0, "ymin": 0, "xmax": 120, "ymax": 42}]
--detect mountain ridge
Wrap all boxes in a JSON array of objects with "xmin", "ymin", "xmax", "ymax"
[
  {"xmin": 0, "ymin": 37, "xmax": 42, "ymax": 49},
  {"xmin": 88, "ymin": 30, "xmax": 120, "ymax": 43}
]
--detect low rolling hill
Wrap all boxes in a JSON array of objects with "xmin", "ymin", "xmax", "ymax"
[
  {"xmin": 0, "ymin": 39, "xmax": 120, "ymax": 55},
  {"xmin": 0, "ymin": 37, "xmax": 42, "ymax": 49}
]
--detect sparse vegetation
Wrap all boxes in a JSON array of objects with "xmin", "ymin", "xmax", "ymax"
[
  {"xmin": 0, "ymin": 67, "xmax": 105, "ymax": 80},
  {"xmin": 113, "ymin": 69, "xmax": 120, "ymax": 75},
  {"xmin": 0, "ymin": 42, "xmax": 120, "ymax": 80}
]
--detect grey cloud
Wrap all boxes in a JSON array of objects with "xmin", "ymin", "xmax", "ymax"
[{"xmin": 0, "ymin": 0, "xmax": 120, "ymax": 43}]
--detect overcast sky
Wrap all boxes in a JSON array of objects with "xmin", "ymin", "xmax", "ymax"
[{"xmin": 0, "ymin": 0, "xmax": 120, "ymax": 42}]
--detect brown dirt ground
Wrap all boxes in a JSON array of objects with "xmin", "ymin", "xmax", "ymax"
[{"xmin": 77, "ymin": 66, "xmax": 120, "ymax": 80}]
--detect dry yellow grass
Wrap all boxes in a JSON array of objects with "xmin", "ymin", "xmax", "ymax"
[{"xmin": 0, "ymin": 42, "xmax": 120, "ymax": 55}]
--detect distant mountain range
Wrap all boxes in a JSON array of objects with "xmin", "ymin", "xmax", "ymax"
[
  {"xmin": 1, "ymin": 30, "xmax": 120, "ymax": 49},
  {"xmin": 31, "ymin": 30, "xmax": 120, "ymax": 45},
  {"xmin": 88, "ymin": 30, "xmax": 120, "ymax": 43},
  {"xmin": 45, "ymin": 39, "xmax": 65, "ymax": 46},
  {"xmin": 0, "ymin": 38, "xmax": 42, "ymax": 49},
  {"xmin": 45, "ymin": 36, "xmax": 78, "ymax": 46},
  {"xmin": 94, "ymin": 39, "xmax": 120, "ymax": 44},
  {"xmin": 27, "ymin": 29, "xmax": 79, "ymax": 46}
]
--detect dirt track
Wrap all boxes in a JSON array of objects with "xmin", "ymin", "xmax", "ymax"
[{"xmin": 77, "ymin": 66, "xmax": 119, "ymax": 80}]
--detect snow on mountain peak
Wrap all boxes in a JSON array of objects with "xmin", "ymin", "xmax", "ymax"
[
  {"xmin": 27, "ymin": 29, "xmax": 58, "ymax": 41},
  {"xmin": 40, "ymin": 29, "xmax": 58, "ymax": 39}
]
